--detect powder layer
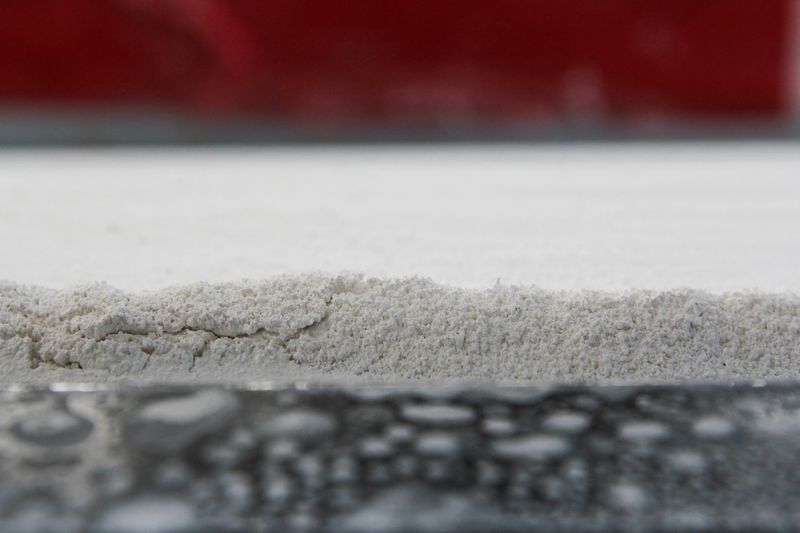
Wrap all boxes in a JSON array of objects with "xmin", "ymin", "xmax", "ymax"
[{"xmin": 1, "ymin": 274, "xmax": 799, "ymax": 384}]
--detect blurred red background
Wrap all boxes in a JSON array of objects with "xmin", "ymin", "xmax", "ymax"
[{"xmin": 0, "ymin": 0, "xmax": 795, "ymax": 133}]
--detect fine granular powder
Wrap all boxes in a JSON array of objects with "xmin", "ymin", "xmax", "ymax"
[{"xmin": 2, "ymin": 274, "xmax": 798, "ymax": 384}]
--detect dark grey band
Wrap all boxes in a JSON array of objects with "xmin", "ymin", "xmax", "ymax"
[{"xmin": 1, "ymin": 382, "xmax": 798, "ymax": 532}]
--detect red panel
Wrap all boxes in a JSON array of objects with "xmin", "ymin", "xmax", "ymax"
[{"xmin": 0, "ymin": 0, "xmax": 792, "ymax": 129}]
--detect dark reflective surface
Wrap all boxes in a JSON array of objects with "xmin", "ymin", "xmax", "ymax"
[{"xmin": 1, "ymin": 382, "xmax": 798, "ymax": 532}]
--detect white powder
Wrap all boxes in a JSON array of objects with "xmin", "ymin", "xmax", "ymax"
[
  {"xmin": 2, "ymin": 145, "xmax": 799, "ymax": 294},
  {"xmin": 1, "ymin": 273, "xmax": 799, "ymax": 384}
]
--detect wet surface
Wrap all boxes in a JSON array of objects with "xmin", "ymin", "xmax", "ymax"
[{"xmin": 1, "ymin": 382, "xmax": 799, "ymax": 531}]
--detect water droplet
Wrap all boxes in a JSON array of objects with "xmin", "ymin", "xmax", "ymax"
[
  {"xmin": 415, "ymin": 432, "xmax": 461, "ymax": 457},
  {"xmin": 261, "ymin": 409, "xmax": 337, "ymax": 442},
  {"xmin": 492, "ymin": 434, "xmax": 570, "ymax": 461},
  {"xmin": 401, "ymin": 404, "xmax": 475, "ymax": 426},
  {"xmin": 127, "ymin": 390, "xmax": 239, "ymax": 453},
  {"xmin": 264, "ymin": 476, "xmax": 294, "ymax": 505},
  {"xmin": 480, "ymin": 418, "xmax": 517, "ymax": 437},
  {"xmin": 202, "ymin": 442, "xmax": 242, "ymax": 468},
  {"xmin": 385, "ymin": 424, "xmax": 416, "ymax": 444},
  {"xmin": 358, "ymin": 438, "xmax": 394, "ymax": 459},
  {"xmin": 693, "ymin": 416, "xmax": 734, "ymax": 439},
  {"xmin": 10, "ymin": 409, "xmax": 93, "ymax": 446},
  {"xmin": 619, "ymin": 420, "xmax": 669, "ymax": 442},
  {"xmin": 609, "ymin": 483, "xmax": 647, "ymax": 510},
  {"xmin": 136, "ymin": 390, "xmax": 238, "ymax": 426},
  {"xmin": 296, "ymin": 455, "xmax": 325, "ymax": 485},
  {"xmin": 266, "ymin": 439, "xmax": 300, "ymax": 461},
  {"xmin": 542, "ymin": 411, "xmax": 591, "ymax": 434},
  {"xmin": 218, "ymin": 472, "xmax": 253, "ymax": 513},
  {"xmin": 330, "ymin": 455, "xmax": 358, "ymax": 483},
  {"xmin": 92, "ymin": 496, "xmax": 195, "ymax": 533},
  {"xmin": 667, "ymin": 450, "xmax": 707, "ymax": 474}
]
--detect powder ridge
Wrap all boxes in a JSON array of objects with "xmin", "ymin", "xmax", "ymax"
[{"xmin": 1, "ymin": 274, "xmax": 799, "ymax": 383}]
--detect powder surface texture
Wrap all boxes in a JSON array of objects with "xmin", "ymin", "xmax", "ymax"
[{"xmin": 2, "ymin": 274, "xmax": 798, "ymax": 384}]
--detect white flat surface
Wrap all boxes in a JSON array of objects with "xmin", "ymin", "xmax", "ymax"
[{"xmin": 1, "ymin": 142, "xmax": 799, "ymax": 292}]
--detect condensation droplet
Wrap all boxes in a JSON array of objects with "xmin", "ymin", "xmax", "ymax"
[
  {"xmin": 401, "ymin": 404, "xmax": 476, "ymax": 427},
  {"xmin": 92, "ymin": 496, "xmax": 195, "ymax": 533},
  {"xmin": 667, "ymin": 450, "xmax": 707, "ymax": 474},
  {"xmin": 10, "ymin": 409, "xmax": 93, "ymax": 446},
  {"xmin": 542, "ymin": 411, "xmax": 591, "ymax": 434},
  {"xmin": 619, "ymin": 421, "xmax": 670, "ymax": 442},
  {"xmin": 480, "ymin": 418, "xmax": 517, "ymax": 437},
  {"xmin": 492, "ymin": 434, "xmax": 570, "ymax": 461},
  {"xmin": 261, "ymin": 409, "xmax": 337, "ymax": 442},
  {"xmin": 693, "ymin": 416, "xmax": 735, "ymax": 439},
  {"xmin": 415, "ymin": 432, "xmax": 461, "ymax": 457},
  {"xmin": 127, "ymin": 390, "xmax": 239, "ymax": 453},
  {"xmin": 609, "ymin": 483, "xmax": 647, "ymax": 510}
]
